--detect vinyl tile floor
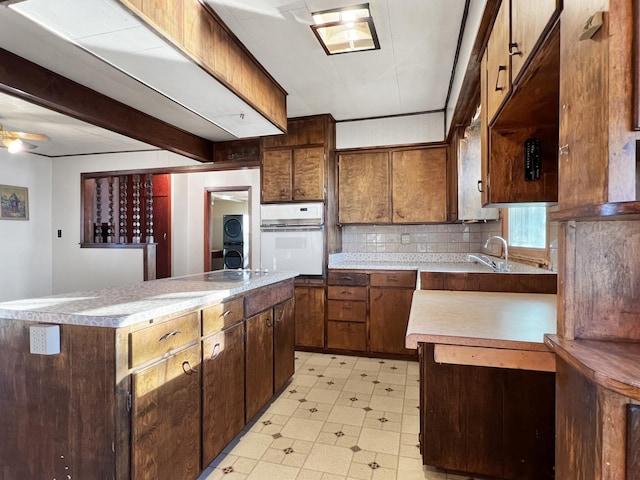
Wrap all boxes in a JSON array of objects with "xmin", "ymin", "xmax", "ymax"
[{"xmin": 197, "ymin": 351, "xmax": 477, "ymax": 480}]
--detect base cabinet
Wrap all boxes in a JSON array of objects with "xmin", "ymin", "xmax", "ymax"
[
  {"xmin": 132, "ymin": 344, "xmax": 202, "ymax": 480},
  {"xmin": 274, "ymin": 297, "xmax": 295, "ymax": 392},
  {"xmin": 0, "ymin": 280, "xmax": 295, "ymax": 480},
  {"xmin": 294, "ymin": 285, "xmax": 325, "ymax": 348},
  {"xmin": 420, "ymin": 344, "xmax": 555, "ymax": 480},
  {"xmin": 245, "ymin": 309, "xmax": 274, "ymax": 421},
  {"xmin": 202, "ymin": 321, "xmax": 245, "ymax": 466},
  {"xmin": 326, "ymin": 270, "xmax": 416, "ymax": 357}
]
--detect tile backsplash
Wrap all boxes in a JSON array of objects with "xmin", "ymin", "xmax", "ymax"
[{"xmin": 341, "ymin": 220, "xmax": 559, "ymax": 272}]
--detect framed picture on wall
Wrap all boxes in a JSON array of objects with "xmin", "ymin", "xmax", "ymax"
[{"xmin": 0, "ymin": 184, "xmax": 29, "ymax": 220}]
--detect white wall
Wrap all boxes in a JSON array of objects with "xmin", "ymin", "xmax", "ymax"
[
  {"xmin": 336, "ymin": 112, "xmax": 445, "ymax": 149},
  {"xmin": 0, "ymin": 150, "xmax": 52, "ymax": 301},
  {"xmin": 172, "ymin": 169, "xmax": 260, "ymax": 277},
  {"xmin": 445, "ymin": 0, "xmax": 487, "ymax": 134},
  {"xmin": 51, "ymin": 150, "xmax": 197, "ymax": 294}
]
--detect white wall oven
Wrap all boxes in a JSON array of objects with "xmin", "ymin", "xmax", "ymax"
[{"xmin": 260, "ymin": 202, "xmax": 324, "ymax": 275}]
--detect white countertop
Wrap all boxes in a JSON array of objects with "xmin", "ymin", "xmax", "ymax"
[
  {"xmin": 405, "ymin": 290, "xmax": 557, "ymax": 351},
  {"xmin": 0, "ymin": 270, "xmax": 298, "ymax": 328}
]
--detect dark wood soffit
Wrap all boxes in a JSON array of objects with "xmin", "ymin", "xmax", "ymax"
[
  {"xmin": 0, "ymin": 48, "xmax": 214, "ymax": 163},
  {"xmin": 446, "ymin": 0, "xmax": 501, "ymax": 142}
]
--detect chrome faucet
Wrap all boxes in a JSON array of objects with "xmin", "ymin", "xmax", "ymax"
[
  {"xmin": 484, "ymin": 235, "xmax": 510, "ymax": 272},
  {"xmin": 466, "ymin": 254, "xmax": 500, "ymax": 271}
]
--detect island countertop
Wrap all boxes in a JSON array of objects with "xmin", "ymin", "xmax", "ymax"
[
  {"xmin": 0, "ymin": 270, "xmax": 298, "ymax": 328},
  {"xmin": 405, "ymin": 290, "xmax": 557, "ymax": 351}
]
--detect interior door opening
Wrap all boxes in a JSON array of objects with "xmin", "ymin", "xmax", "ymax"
[{"xmin": 204, "ymin": 187, "xmax": 251, "ymax": 272}]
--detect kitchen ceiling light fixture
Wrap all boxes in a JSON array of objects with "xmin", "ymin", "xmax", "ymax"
[{"xmin": 310, "ymin": 3, "xmax": 380, "ymax": 55}]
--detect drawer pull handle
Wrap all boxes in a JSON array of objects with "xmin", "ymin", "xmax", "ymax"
[
  {"xmin": 343, "ymin": 304, "xmax": 352, "ymax": 310},
  {"xmin": 477, "ymin": 180, "xmax": 484, "ymax": 192},
  {"xmin": 182, "ymin": 361, "xmax": 198, "ymax": 375},
  {"xmin": 341, "ymin": 290, "xmax": 351, "ymax": 295},
  {"xmin": 495, "ymin": 65, "xmax": 507, "ymax": 91},
  {"xmin": 508, "ymin": 42, "xmax": 521, "ymax": 56},
  {"xmin": 266, "ymin": 318, "xmax": 273, "ymax": 328},
  {"xmin": 388, "ymin": 276, "xmax": 398, "ymax": 281},
  {"xmin": 159, "ymin": 330, "xmax": 181, "ymax": 342},
  {"xmin": 210, "ymin": 343, "xmax": 221, "ymax": 359},
  {"xmin": 220, "ymin": 310, "xmax": 232, "ymax": 318},
  {"xmin": 341, "ymin": 276, "xmax": 352, "ymax": 281}
]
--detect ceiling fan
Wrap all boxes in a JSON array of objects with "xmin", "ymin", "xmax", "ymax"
[{"xmin": 0, "ymin": 123, "xmax": 50, "ymax": 153}]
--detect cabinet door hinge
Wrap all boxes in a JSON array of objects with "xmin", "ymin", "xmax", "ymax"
[{"xmin": 126, "ymin": 391, "xmax": 132, "ymax": 412}]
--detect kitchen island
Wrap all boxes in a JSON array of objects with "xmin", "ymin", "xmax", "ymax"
[
  {"xmin": 407, "ymin": 290, "xmax": 557, "ymax": 480},
  {"xmin": 0, "ymin": 270, "xmax": 297, "ymax": 480}
]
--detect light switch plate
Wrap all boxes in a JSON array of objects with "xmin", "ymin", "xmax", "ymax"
[{"xmin": 29, "ymin": 324, "xmax": 60, "ymax": 355}]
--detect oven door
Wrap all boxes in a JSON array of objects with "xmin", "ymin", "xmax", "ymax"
[{"xmin": 260, "ymin": 226, "xmax": 324, "ymax": 275}]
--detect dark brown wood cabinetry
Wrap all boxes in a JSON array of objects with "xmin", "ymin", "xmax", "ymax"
[
  {"xmin": 274, "ymin": 297, "xmax": 295, "ymax": 392},
  {"xmin": 202, "ymin": 321, "xmax": 245, "ymax": 466},
  {"xmin": 261, "ymin": 115, "xmax": 335, "ymax": 204},
  {"xmin": 369, "ymin": 271, "xmax": 416, "ymax": 355},
  {"xmin": 0, "ymin": 280, "xmax": 295, "ymax": 480},
  {"xmin": 338, "ymin": 146, "xmax": 450, "ymax": 224},
  {"xmin": 326, "ymin": 270, "xmax": 416, "ymax": 358},
  {"xmin": 294, "ymin": 285, "xmax": 325, "ymax": 348},
  {"xmin": 245, "ymin": 309, "xmax": 274, "ymax": 421},
  {"xmin": 421, "ymin": 344, "xmax": 555, "ymax": 480},
  {"xmin": 481, "ymin": 0, "xmax": 561, "ymax": 206},
  {"xmin": 132, "ymin": 343, "xmax": 202, "ymax": 480}
]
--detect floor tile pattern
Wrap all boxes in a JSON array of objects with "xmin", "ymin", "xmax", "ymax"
[{"xmin": 198, "ymin": 352, "xmax": 476, "ymax": 480}]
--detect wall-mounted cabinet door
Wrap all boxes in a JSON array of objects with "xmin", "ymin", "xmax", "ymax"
[
  {"xmin": 391, "ymin": 148, "xmax": 447, "ymax": 223},
  {"xmin": 338, "ymin": 152, "xmax": 390, "ymax": 224},
  {"xmin": 131, "ymin": 344, "xmax": 201, "ymax": 480},
  {"xmin": 293, "ymin": 146, "xmax": 325, "ymax": 201},
  {"xmin": 485, "ymin": 0, "xmax": 510, "ymax": 123},
  {"xmin": 510, "ymin": 0, "xmax": 558, "ymax": 81},
  {"xmin": 262, "ymin": 150, "xmax": 292, "ymax": 202}
]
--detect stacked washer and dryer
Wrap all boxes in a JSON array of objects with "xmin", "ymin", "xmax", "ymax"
[{"xmin": 222, "ymin": 214, "xmax": 249, "ymax": 269}]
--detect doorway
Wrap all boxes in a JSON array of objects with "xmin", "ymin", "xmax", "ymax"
[{"xmin": 204, "ymin": 187, "xmax": 251, "ymax": 272}]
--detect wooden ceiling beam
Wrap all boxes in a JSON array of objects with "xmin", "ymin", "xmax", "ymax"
[{"xmin": 0, "ymin": 47, "xmax": 214, "ymax": 162}]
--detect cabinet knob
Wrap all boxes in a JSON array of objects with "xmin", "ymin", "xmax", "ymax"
[{"xmin": 558, "ymin": 144, "xmax": 570, "ymax": 156}]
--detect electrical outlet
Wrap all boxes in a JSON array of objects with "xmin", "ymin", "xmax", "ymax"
[
  {"xmin": 401, "ymin": 233, "xmax": 411, "ymax": 245},
  {"xmin": 29, "ymin": 324, "xmax": 60, "ymax": 355}
]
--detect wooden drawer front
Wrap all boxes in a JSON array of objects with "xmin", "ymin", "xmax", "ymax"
[
  {"xmin": 370, "ymin": 271, "xmax": 416, "ymax": 288},
  {"xmin": 327, "ymin": 286, "xmax": 367, "ymax": 301},
  {"xmin": 202, "ymin": 297, "xmax": 244, "ymax": 336},
  {"xmin": 245, "ymin": 279, "xmax": 294, "ymax": 317},
  {"xmin": 328, "ymin": 271, "xmax": 368, "ymax": 286},
  {"xmin": 327, "ymin": 321, "xmax": 366, "ymax": 351},
  {"xmin": 327, "ymin": 300, "xmax": 366, "ymax": 322},
  {"xmin": 130, "ymin": 312, "xmax": 200, "ymax": 368}
]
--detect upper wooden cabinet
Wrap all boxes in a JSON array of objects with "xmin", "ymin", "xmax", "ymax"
[
  {"xmin": 392, "ymin": 148, "xmax": 447, "ymax": 223},
  {"xmin": 510, "ymin": 0, "xmax": 559, "ymax": 80},
  {"xmin": 485, "ymin": 0, "xmax": 561, "ymax": 124},
  {"xmin": 557, "ymin": 0, "xmax": 639, "ymax": 210},
  {"xmin": 481, "ymin": 1, "xmax": 561, "ymax": 206},
  {"xmin": 338, "ymin": 151, "xmax": 390, "ymax": 224},
  {"xmin": 338, "ymin": 146, "xmax": 449, "ymax": 224},
  {"xmin": 485, "ymin": 0, "xmax": 510, "ymax": 122},
  {"xmin": 261, "ymin": 115, "xmax": 335, "ymax": 204}
]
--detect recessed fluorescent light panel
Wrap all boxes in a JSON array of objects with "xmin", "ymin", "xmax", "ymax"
[{"xmin": 311, "ymin": 3, "xmax": 380, "ymax": 55}]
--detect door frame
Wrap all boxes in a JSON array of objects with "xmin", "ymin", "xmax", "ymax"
[{"xmin": 203, "ymin": 186, "xmax": 253, "ymax": 272}]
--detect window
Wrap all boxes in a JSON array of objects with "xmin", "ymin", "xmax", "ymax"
[{"xmin": 503, "ymin": 206, "xmax": 548, "ymax": 262}]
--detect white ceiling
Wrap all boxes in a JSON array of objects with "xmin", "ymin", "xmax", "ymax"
[{"xmin": 0, "ymin": 0, "xmax": 469, "ymax": 157}]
